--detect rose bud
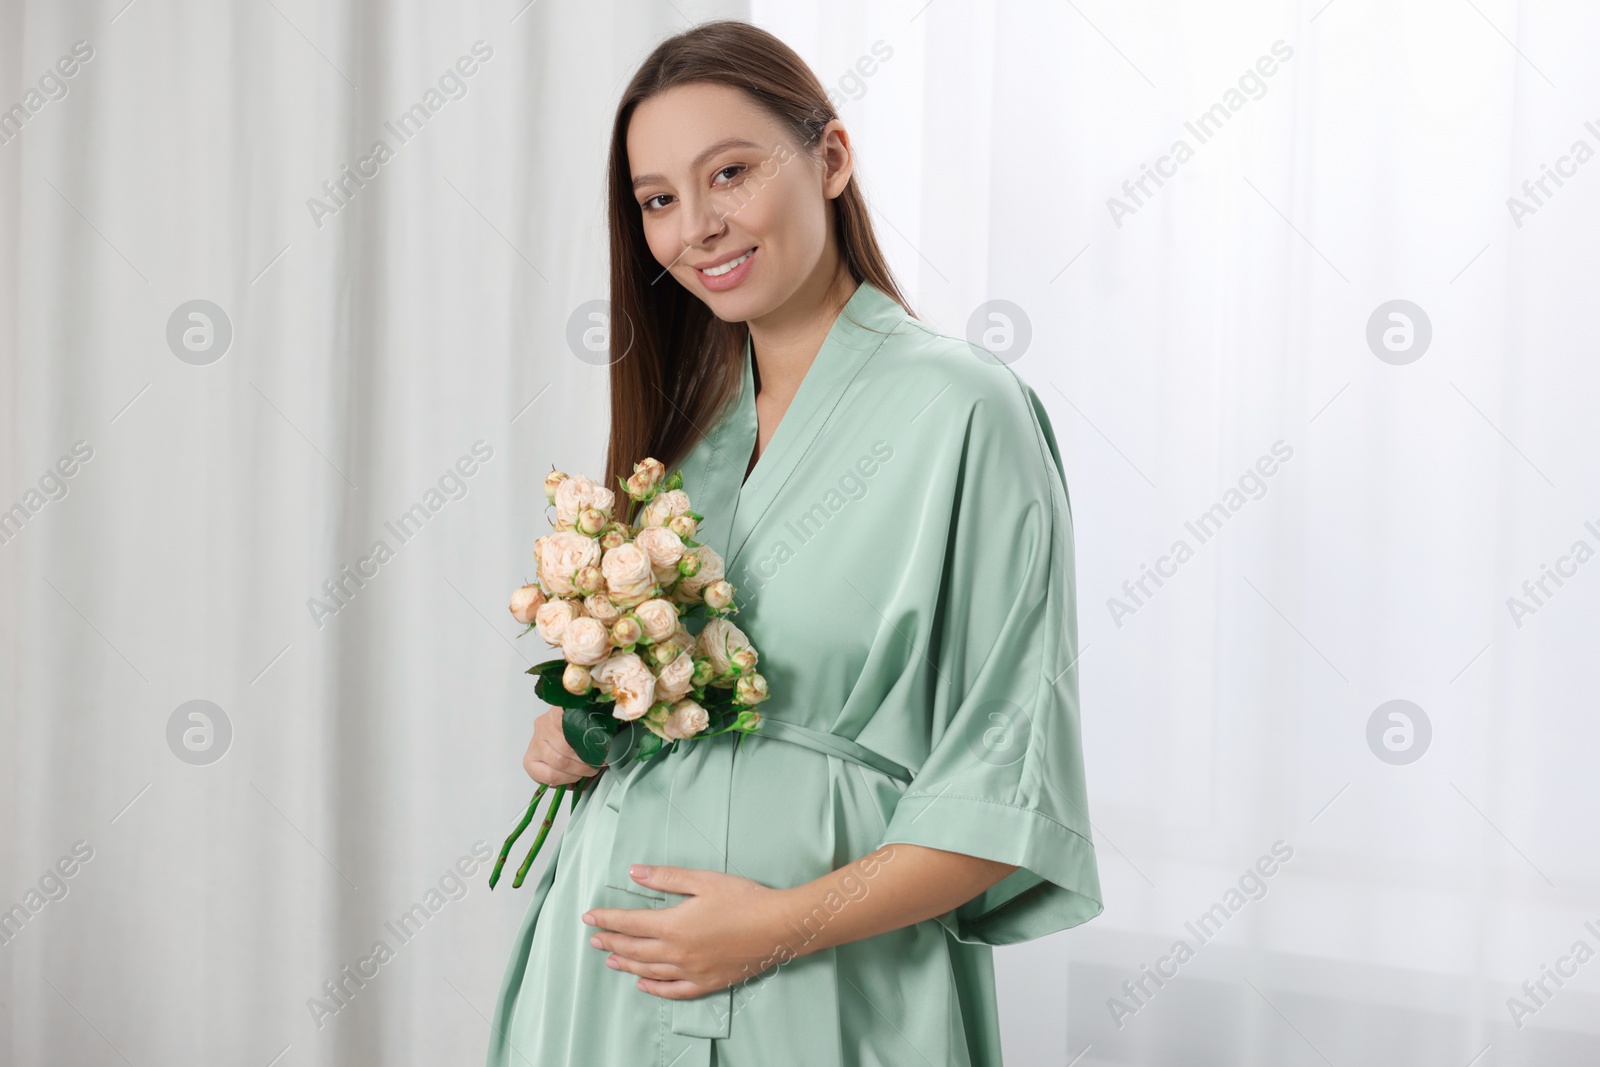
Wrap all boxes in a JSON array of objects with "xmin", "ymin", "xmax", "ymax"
[
  {"xmin": 599, "ymin": 526, "xmax": 629, "ymax": 551},
  {"xmin": 735, "ymin": 672, "xmax": 769, "ymax": 706},
  {"xmin": 577, "ymin": 507, "xmax": 607, "ymax": 536},
  {"xmin": 703, "ymin": 580, "xmax": 735, "ymax": 614},
  {"xmin": 563, "ymin": 662, "xmax": 592, "ymax": 695},
  {"xmin": 667, "ymin": 514, "xmax": 698, "ymax": 540},
  {"xmin": 690, "ymin": 656, "xmax": 715, "ymax": 688},
  {"xmin": 677, "ymin": 553, "xmax": 701, "ymax": 579},
  {"xmin": 575, "ymin": 564, "xmax": 604, "ymax": 597},
  {"xmin": 731, "ymin": 646, "xmax": 759, "ymax": 673},
  {"xmin": 509, "ymin": 583, "xmax": 545, "ymax": 625},
  {"xmin": 611, "ymin": 615, "xmax": 643, "ymax": 646},
  {"xmin": 544, "ymin": 469, "xmax": 568, "ymax": 505},
  {"xmin": 647, "ymin": 633, "xmax": 686, "ymax": 667},
  {"xmin": 641, "ymin": 704, "xmax": 673, "ymax": 740},
  {"xmin": 625, "ymin": 466, "xmax": 659, "ymax": 501},
  {"xmin": 639, "ymin": 457, "xmax": 666, "ymax": 482}
]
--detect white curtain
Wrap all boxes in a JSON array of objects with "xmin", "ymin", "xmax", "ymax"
[{"xmin": 4, "ymin": 0, "xmax": 1597, "ymax": 1064}]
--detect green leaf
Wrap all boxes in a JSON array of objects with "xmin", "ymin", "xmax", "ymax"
[
  {"xmin": 525, "ymin": 656, "xmax": 565, "ymax": 676},
  {"xmin": 636, "ymin": 732, "xmax": 663, "ymax": 761},
  {"xmin": 535, "ymin": 666, "xmax": 593, "ymax": 708},
  {"xmin": 563, "ymin": 704, "xmax": 616, "ymax": 766}
]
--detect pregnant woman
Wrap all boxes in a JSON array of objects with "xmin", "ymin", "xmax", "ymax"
[{"xmin": 485, "ymin": 20, "xmax": 1102, "ymax": 1067}]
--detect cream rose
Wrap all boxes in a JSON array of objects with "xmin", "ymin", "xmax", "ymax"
[
  {"xmin": 601, "ymin": 542, "xmax": 656, "ymax": 607},
  {"xmin": 634, "ymin": 598, "xmax": 679, "ymax": 643},
  {"xmin": 535, "ymin": 531, "xmax": 601, "ymax": 596},
  {"xmin": 560, "ymin": 615, "xmax": 612, "ymax": 666},
  {"xmin": 638, "ymin": 488, "xmax": 691, "ymax": 528},
  {"xmin": 509, "ymin": 583, "xmax": 545, "ymax": 625},
  {"xmin": 632, "ymin": 525, "xmax": 686, "ymax": 583},
  {"xmin": 697, "ymin": 617, "xmax": 753, "ymax": 677},
  {"xmin": 554, "ymin": 474, "xmax": 615, "ymax": 531},
  {"xmin": 583, "ymin": 593, "xmax": 621, "ymax": 624},
  {"xmin": 674, "ymin": 544, "xmax": 725, "ymax": 603},
  {"xmin": 664, "ymin": 699, "xmax": 710, "ymax": 740},
  {"xmin": 654, "ymin": 649, "xmax": 695, "ymax": 703},
  {"xmin": 534, "ymin": 598, "xmax": 581, "ymax": 645},
  {"xmin": 593, "ymin": 652, "xmax": 656, "ymax": 721}
]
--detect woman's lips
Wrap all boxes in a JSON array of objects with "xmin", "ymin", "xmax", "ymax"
[{"xmin": 696, "ymin": 247, "xmax": 757, "ymax": 292}]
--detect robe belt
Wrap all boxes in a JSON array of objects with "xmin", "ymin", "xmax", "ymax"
[{"xmin": 596, "ymin": 717, "xmax": 914, "ymax": 1042}]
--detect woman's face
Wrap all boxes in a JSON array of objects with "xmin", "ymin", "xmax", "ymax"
[{"xmin": 627, "ymin": 82, "xmax": 851, "ymax": 324}]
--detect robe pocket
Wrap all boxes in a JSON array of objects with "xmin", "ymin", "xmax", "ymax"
[
  {"xmin": 590, "ymin": 880, "xmax": 665, "ymax": 914},
  {"xmin": 597, "ymin": 816, "xmax": 668, "ymax": 900},
  {"xmin": 599, "ymin": 874, "xmax": 667, "ymax": 900}
]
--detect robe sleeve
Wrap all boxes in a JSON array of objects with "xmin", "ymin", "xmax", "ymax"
[{"xmin": 871, "ymin": 369, "xmax": 1104, "ymax": 946}]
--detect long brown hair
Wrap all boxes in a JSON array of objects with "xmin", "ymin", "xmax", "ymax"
[{"xmin": 602, "ymin": 20, "xmax": 913, "ymax": 508}]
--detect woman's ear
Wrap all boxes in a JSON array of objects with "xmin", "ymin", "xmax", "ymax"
[{"xmin": 819, "ymin": 120, "xmax": 854, "ymax": 199}]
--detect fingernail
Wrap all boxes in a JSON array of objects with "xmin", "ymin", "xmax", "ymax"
[
  {"xmin": 630, "ymin": 864, "xmax": 650, "ymax": 879},
  {"xmin": 581, "ymin": 912, "xmax": 596, "ymax": 926},
  {"xmin": 589, "ymin": 935, "xmax": 602, "ymax": 948},
  {"xmin": 607, "ymin": 956, "xmax": 620, "ymax": 968}
]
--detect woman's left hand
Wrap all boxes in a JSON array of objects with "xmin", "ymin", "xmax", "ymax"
[{"xmin": 582, "ymin": 864, "xmax": 795, "ymax": 999}]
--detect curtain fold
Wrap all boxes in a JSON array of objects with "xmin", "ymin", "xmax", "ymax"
[{"xmin": 4, "ymin": 1, "xmax": 1598, "ymax": 1064}]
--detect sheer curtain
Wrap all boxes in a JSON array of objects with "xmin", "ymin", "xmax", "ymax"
[
  {"xmin": 754, "ymin": 1, "xmax": 1600, "ymax": 1063},
  {"xmin": 3, "ymin": 0, "xmax": 1597, "ymax": 1065}
]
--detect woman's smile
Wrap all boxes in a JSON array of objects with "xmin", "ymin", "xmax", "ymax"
[{"xmin": 694, "ymin": 246, "xmax": 758, "ymax": 291}]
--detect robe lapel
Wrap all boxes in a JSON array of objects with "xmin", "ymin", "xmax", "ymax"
[
  {"xmin": 724, "ymin": 280, "xmax": 906, "ymax": 572},
  {"xmin": 677, "ymin": 366, "xmax": 755, "ymax": 568}
]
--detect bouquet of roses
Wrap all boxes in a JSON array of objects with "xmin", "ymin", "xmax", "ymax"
[{"xmin": 488, "ymin": 457, "xmax": 769, "ymax": 889}]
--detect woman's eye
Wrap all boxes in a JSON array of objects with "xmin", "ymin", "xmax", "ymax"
[
  {"xmin": 712, "ymin": 164, "xmax": 746, "ymax": 186},
  {"xmin": 641, "ymin": 194, "xmax": 672, "ymax": 212}
]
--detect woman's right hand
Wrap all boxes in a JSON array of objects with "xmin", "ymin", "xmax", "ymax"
[{"xmin": 523, "ymin": 704, "xmax": 603, "ymax": 786}]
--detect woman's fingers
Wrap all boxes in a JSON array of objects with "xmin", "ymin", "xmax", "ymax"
[
  {"xmin": 525, "ymin": 759, "xmax": 581, "ymax": 786},
  {"xmin": 521, "ymin": 704, "xmax": 601, "ymax": 785},
  {"xmin": 541, "ymin": 746, "xmax": 600, "ymax": 778}
]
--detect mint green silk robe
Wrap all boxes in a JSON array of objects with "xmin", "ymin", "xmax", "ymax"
[{"xmin": 484, "ymin": 280, "xmax": 1103, "ymax": 1067}]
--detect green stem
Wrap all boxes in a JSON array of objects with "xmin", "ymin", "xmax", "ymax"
[
  {"xmin": 697, "ymin": 713, "xmax": 758, "ymax": 740},
  {"xmin": 512, "ymin": 784, "xmax": 567, "ymax": 888},
  {"xmin": 489, "ymin": 784, "xmax": 547, "ymax": 890}
]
